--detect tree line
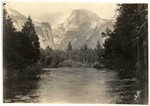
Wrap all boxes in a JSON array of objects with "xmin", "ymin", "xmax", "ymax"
[{"xmin": 39, "ymin": 41, "xmax": 103, "ymax": 68}]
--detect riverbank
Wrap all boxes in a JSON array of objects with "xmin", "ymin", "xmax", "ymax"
[
  {"xmin": 58, "ymin": 59, "xmax": 104, "ymax": 69},
  {"xmin": 4, "ymin": 66, "xmax": 42, "ymax": 82}
]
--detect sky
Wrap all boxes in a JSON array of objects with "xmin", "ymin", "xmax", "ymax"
[{"xmin": 5, "ymin": 2, "xmax": 117, "ymax": 27}]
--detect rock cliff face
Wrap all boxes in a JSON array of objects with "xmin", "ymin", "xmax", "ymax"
[
  {"xmin": 7, "ymin": 9, "xmax": 55, "ymax": 49},
  {"xmin": 52, "ymin": 9, "xmax": 113, "ymax": 50}
]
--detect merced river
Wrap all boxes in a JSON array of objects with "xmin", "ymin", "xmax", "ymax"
[{"xmin": 4, "ymin": 67, "xmax": 139, "ymax": 104}]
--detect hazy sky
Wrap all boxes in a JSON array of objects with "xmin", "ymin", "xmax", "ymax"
[{"xmin": 6, "ymin": 2, "xmax": 117, "ymax": 27}]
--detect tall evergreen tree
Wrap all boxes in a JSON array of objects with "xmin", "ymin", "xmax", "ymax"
[
  {"xmin": 66, "ymin": 41, "xmax": 73, "ymax": 59},
  {"xmin": 3, "ymin": 5, "xmax": 36, "ymax": 70},
  {"xmin": 3, "ymin": 4, "xmax": 16, "ymax": 69},
  {"xmin": 96, "ymin": 41, "xmax": 102, "ymax": 63},
  {"xmin": 83, "ymin": 44, "xmax": 88, "ymax": 51},
  {"xmin": 14, "ymin": 32, "xmax": 34, "ymax": 69},
  {"xmin": 22, "ymin": 16, "xmax": 40, "ymax": 65},
  {"xmin": 67, "ymin": 41, "xmax": 72, "ymax": 51},
  {"xmin": 103, "ymin": 4, "xmax": 139, "ymax": 72},
  {"xmin": 80, "ymin": 46, "xmax": 83, "ymax": 51}
]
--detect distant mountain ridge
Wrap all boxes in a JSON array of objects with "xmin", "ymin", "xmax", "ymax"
[{"xmin": 7, "ymin": 8, "xmax": 113, "ymax": 50}]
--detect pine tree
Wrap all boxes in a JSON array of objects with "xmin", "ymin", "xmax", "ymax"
[
  {"xmin": 14, "ymin": 32, "xmax": 34, "ymax": 68},
  {"xmin": 66, "ymin": 41, "xmax": 73, "ymax": 59},
  {"xmin": 96, "ymin": 41, "xmax": 102, "ymax": 52},
  {"xmin": 103, "ymin": 4, "xmax": 139, "ymax": 71},
  {"xmin": 79, "ymin": 46, "xmax": 84, "ymax": 63},
  {"xmin": 22, "ymin": 16, "xmax": 40, "ymax": 65},
  {"xmin": 3, "ymin": 4, "xmax": 16, "ymax": 69},
  {"xmin": 67, "ymin": 41, "xmax": 72, "ymax": 51},
  {"xmin": 83, "ymin": 44, "xmax": 88, "ymax": 51},
  {"xmin": 96, "ymin": 41, "xmax": 102, "ymax": 63},
  {"xmin": 80, "ymin": 46, "xmax": 83, "ymax": 51}
]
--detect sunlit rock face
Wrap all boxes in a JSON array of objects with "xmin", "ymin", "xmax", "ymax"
[
  {"xmin": 7, "ymin": 8, "xmax": 55, "ymax": 49},
  {"xmin": 86, "ymin": 19, "xmax": 114, "ymax": 49},
  {"xmin": 53, "ymin": 9, "xmax": 114, "ymax": 50},
  {"xmin": 35, "ymin": 22, "xmax": 55, "ymax": 49}
]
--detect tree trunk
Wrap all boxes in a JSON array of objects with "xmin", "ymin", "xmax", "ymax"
[{"xmin": 136, "ymin": 4, "xmax": 148, "ymax": 103}]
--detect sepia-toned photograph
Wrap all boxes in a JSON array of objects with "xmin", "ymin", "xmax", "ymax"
[{"xmin": 3, "ymin": 1, "xmax": 148, "ymax": 104}]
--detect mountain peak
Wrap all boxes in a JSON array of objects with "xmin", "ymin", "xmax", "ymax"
[
  {"xmin": 72, "ymin": 9, "xmax": 99, "ymax": 17},
  {"xmin": 63, "ymin": 9, "xmax": 100, "ymax": 31},
  {"xmin": 55, "ymin": 9, "xmax": 114, "ymax": 50},
  {"xmin": 70, "ymin": 9, "xmax": 100, "ymax": 22}
]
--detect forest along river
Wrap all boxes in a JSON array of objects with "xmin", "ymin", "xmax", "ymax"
[{"xmin": 4, "ymin": 67, "xmax": 138, "ymax": 104}]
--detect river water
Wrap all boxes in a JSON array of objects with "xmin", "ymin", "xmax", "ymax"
[{"xmin": 4, "ymin": 67, "xmax": 139, "ymax": 104}]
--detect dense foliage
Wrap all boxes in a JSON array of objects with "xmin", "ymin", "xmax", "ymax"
[
  {"xmin": 102, "ymin": 4, "xmax": 148, "ymax": 76},
  {"xmin": 102, "ymin": 4, "xmax": 148, "ymax": 103}
]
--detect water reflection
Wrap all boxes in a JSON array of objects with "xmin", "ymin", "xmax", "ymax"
[
  {"xmin": 4, "ymin": 72, "xmax": 40, "ymax": 103},
  {"xmin": 4, "ymin": 68, "xmax": 141, "ymax": 104}
]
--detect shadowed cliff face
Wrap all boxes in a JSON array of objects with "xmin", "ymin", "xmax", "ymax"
[
  {"xmin": 7, "ymin": 9, "xmax": 55, "ymax": 49},
  {"xmin": 53, "ymin": 9, "xmax": 114, "ymax": 50}
]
